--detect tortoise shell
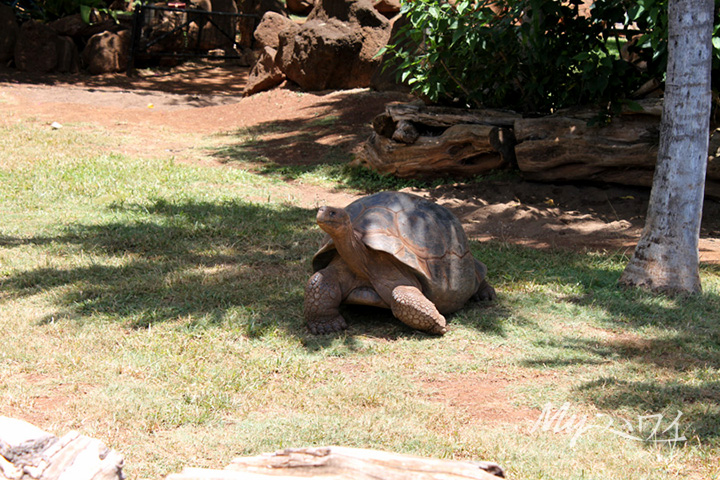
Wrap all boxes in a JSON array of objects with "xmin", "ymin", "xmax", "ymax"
[{"xmin": 312, "ymin": 191, "xmax": 480, "ymax": 314}]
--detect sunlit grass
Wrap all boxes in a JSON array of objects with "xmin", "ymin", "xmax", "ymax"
[{"xmin": 1, "ymin": 118, "xmax": 719, "ymax": 480}]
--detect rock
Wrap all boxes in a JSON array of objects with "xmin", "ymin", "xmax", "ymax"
[
  {"xmin": 244, "ymin": 46, "xmax": 286, "ymax": 95},
  {"xmin": 49, "ymin": 13, "xmax": 120, "ymax": 39},
  {"xmin": 237, "ymin": 0, "xmax": 289, "ymax": 49},
  {"xmin": 82, "ymin": 30, "xmax": 131, "ymax": 74},
  {"xmin": 55, "ymin": 35, "xmax": 80, "ymax": 73},
  {"xmin": 287, "ymin": 0, "xmax": 314, "ymax": 15},
  {"xmin": 0, "ymin": 3, "xmax": 19, "ymax": 63},
  {"xmin": 14, "ymin": 20, "xmax": 58, "ymax": 73},
  {"xmin": 373, "ymin": 0, "xmax": 400, "ymax": 16},
  {"xmin": 370, "ymin": 13, "xmax": 412, "ymax": 91},
  {"xmin": 277, "ymin": 0, "xmax": 391, "ymax": 90},
  {"xmin": 254, "ymin": 11, "xmax": 299, "ymax": 49}
]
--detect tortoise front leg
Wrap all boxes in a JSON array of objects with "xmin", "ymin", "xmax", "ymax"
[
  {"xmin": 390, "ymin": 285, "xmax": 447, "ymax": 335},
  {"xmin": 304, "ymin": 268, "xmax": 348, "ymax": 334}
]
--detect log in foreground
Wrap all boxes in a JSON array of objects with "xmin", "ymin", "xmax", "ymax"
[
  {"xmin": 0, "ymin": 417, "xmax": 124, "ymax": 480},
  {"xmin": 166, "ymin": 446, "xmax": 505, "ymax": 480}
]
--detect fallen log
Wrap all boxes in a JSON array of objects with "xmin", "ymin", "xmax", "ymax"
[
  {"xmin": 515, "ymin": 109, "xmax": 720, "ymax": 197},
  {"xmin": 513, "ymin": 113, "xmax": 660, "ymax": 185},
  {"xmin": 0, "ymin": 417, "xmax": 124, "ymax": 480},
  {"xmin": 166, "ymin": 446, "xmax": 505, "ymax": 480},
  {"xmin": 386, "ymin": 103, "xmax": 519, "ymax": 128},
  {"xmin": 355, "ymin": 124, "xmax": 515, "ymax": 178}
]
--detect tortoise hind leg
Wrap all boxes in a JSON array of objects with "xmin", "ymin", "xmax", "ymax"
[
  {"xmin": 390, "ymin": 285, "xmax": 447, "ymax": 335},
  {"xmin": 304, "ymin": 268, "xmax": 348, "ymax": 334},
  {"xmin": 472, "ymin": 259, "xmax": 497, "ymax": 301}
]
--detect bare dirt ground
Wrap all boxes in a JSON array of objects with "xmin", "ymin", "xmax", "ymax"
[{"xmin": 2, "ymin": 62, "xmax": 719, "ymax": 263}]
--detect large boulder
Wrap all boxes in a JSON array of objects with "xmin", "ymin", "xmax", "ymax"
[
  {"xmin": 254, "ymin": 11, "xmax": 299, "ymax": 49},
  {"xmin": 237, "ymin": 0, "xmax": 289, "ymax": 49},
  {"xmin": 244, "ymin": 46, "xmax": 286, "ymax": 95},
  {"xmin": 14, "ymin": 20, "xmax": 59, "ymax": 73},
  {"xmin": 277, "ymin": 0, "xmax": 391, "ymax": 90},
  {"xmin": 0, "ymin": 4, "xmax": 19, "ymax": 63},
  {"xmin": 82, "ymin": 30, "xmax": 131, "ymax": 74}
]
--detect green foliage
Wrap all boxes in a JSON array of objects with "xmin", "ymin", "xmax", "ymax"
[
  {"xmin": 383, "ymin": 0, "xmax": 720, "ymax": 114},
  {"xmin": 20, "ymin": 0, "xmax": 135, "ymax": 22},
  {"xmin": 36, "ymin": 0, "xmax": 105, "ymax": 21}
]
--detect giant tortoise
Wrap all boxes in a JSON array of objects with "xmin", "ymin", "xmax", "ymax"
[{"xmin": 304, "ymin": 191, "xmax": 496, "ymax": 334}]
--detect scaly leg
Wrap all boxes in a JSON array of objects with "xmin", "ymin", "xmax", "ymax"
[
  {"xmin": 390, "ymin": 285, "xmax": 447, "ymax": 335},
  {"xmin": 304, "ymin": 268, "xmax": 348, "ymax": 334}
]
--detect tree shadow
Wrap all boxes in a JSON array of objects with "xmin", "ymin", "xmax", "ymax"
[
  {"xmin": 205, "ymin": 89, "xmax": 413, "ymax": 184},
  {"xmin": 488, "ymin": 243, "xmax": 720, "ymax": 442},
  {"xmin": 1, "ymin": 195, "xmax": 508, "ymax": 345},
  {"xmin": 2, "ymin": 198, "xmax": 318, "ymax": 334},
  {"xmin": 0, "ymin": 63, "xmax": 250, "ymax": 96}
]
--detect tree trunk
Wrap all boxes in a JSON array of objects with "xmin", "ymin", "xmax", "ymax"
[{"xmin": 619, "ymin": 0, "xmax": 714, "ymax": 293}]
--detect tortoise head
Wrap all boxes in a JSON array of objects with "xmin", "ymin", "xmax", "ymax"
[{"xmin": 316, "ymin": 206, "xmax": 352, "ymax": 237}]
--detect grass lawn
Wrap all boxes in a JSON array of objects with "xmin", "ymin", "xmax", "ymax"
[{"xmin": 1, "ymin": 118, "xmax": 719, "ymax": 480}]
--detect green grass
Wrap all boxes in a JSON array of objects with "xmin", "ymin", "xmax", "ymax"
[{"xmin": 1, "ymin": 118, "xmax": 719, "ymax": 480}]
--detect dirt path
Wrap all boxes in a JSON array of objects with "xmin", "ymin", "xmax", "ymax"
[{"xmin": 1, "ymin": 63, "xmax": 719, "ymax": 263}]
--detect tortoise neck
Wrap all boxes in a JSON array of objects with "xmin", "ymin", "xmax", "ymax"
[{"xmin": 330, "ymin": 228, "xmax": 372, "ymax": 280}]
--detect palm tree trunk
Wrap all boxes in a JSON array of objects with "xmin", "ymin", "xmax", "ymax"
[{"xmin": 619, "ymin": 0, "xmax": 714, "ymax": 294}]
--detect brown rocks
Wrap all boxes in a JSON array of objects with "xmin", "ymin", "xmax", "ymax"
[
  {"xmin": 373, "ymin": 0, "xmax": 401, "ymax": 17},
  {"xmin": 0, "ymin": 4, "xmax": 19, "ymax": 63},
  {"xmin": 276, "ymin": 0, "xmax": 391, "ymax": 91},
  {"xmin": 254, "ymin": 11, "xmax": 299, "ymax": 49},
  {"xmin": 197, "ymin": 0, "xmax": 239, "ymax": 50},
  {"xmin": 14, "ymin": 20, "xmax": 61, "ymax": 73},
  {"xmin": 244, "ymin": 46, "xmax": 286, "ymax": 95},
  {"xmin": 287, "ymin": 0, "xmax": 315, "ymax": 15},
  {"xmin": 237, "ymin": 0, "xmax": 289, "ymax": 49},
  {"xmin": 82, "ymin": 30, "xmax": 132, "ymax": 74}
]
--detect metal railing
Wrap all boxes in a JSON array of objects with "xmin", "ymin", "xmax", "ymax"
[{"xmin": 128, "ymin": 3, "xmax": 259, "ymax": 72}]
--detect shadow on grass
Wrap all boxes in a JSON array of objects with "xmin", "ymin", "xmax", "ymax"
[
  {"xmin": 1, "ymin": 196, "xmax": 507, "ymax": 343},
  {"xmin": 484, "ymin": 243, "xmax": 720, "ymax": 442},
  {"xmin": 3, "ymin": 198, "xmax": 317, "ymax": 335}
]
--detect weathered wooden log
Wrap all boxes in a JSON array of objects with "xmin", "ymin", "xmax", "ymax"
[
  {"xmin": 166, "ymin": 446, "xmax": 505, "ymax": 480},
  {"xmin": 0, "ymin": 417, "xmax": 124, "ymax": 480},
  {"xmin": 386, "ymin": 103, "xmax": 520, "ymax": 128},
  {"xmin": 354, "ymin": 124, "xmax": 514, "ymax": 178},
  {"xmin": 514, "ymin": 112, "xmax": 660, "ymax": 185},
  {"xmin": 392, "ymin": 120, "xmax": 420, "ymax": 144},
  {"xmin": 515, "ymin": 105, "xmax": 720, "ymax": 197}
]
